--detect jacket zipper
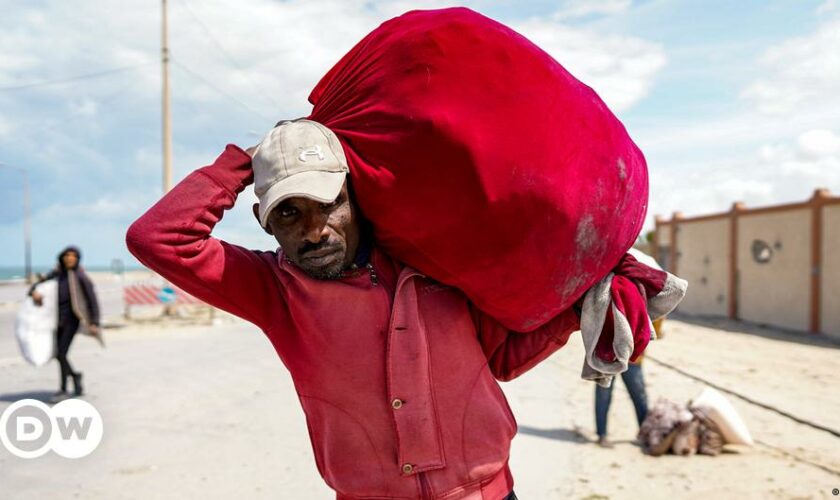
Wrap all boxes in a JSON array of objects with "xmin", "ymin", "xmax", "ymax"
[{"xmin": 418, "ymin": 471, "xmax": 432, "ymax": 500}]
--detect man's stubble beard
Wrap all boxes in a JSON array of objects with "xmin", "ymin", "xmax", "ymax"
[
  {"xmin": 297, "ymin": 252, "xmax": 347, "ymax": 280},
  {"xmin": 303, "ymin": 264, "xmax": 345, "ymax": 280}
]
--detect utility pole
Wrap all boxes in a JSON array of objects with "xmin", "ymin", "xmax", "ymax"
[
  {"xmin": 161, "ymin": 0, "xmax": 173, "ymax": 194},
  {"xmin": 160, "ymin": 0, "xmax": 176, "ymax": 317},
  {"xmin": 0, "ymin": 163, "xmax": 32, "ymax": 283},
  {"xmin": 23, "ymin": 168, "xmax": 31, "ymax": 283}
]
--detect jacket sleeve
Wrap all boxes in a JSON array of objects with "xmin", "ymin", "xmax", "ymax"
[
  {"xmin": 125, "ymin": 145, "xmax": 275, "ymax": 329},
  {"xmin": 81, "ymin": 274, "xmax": 100, "ymax": 326},
  {"xmin": 471, "ymin": 305, "xmax": 580, "ymax": 382}
]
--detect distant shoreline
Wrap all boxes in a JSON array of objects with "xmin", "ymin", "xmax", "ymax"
[{"xmin": 0, "ymin": 266, "xmax": 146, "ymax": 283}]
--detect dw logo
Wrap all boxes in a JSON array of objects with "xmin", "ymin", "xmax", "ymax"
[{"xmin": 0, "ymin": 398, "xmax": 103, "ymax": 459}]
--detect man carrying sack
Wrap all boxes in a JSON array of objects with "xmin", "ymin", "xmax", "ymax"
[
  {"xmin": 128, "ymin": 8, "xmax": 686, "ymax": 499},
  {"xmin": 127, "ymin": 120, "xmax": 585, "ymax": 499}
]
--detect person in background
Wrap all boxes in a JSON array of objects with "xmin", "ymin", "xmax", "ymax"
[
  {"xmin": 594, "ymin": 357, "xmax": 649, "ymax": 448},
  {"xmin": 28, "ymin": 246, "xmax": 101, "ymax": 403}
]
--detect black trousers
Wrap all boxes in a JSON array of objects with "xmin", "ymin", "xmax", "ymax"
[
  {"xmin": 503, "ymin": 491, "xmax": 518, "ymax": 500},
  {"xmin": 56, "ymin": 316, "xmax": 80, "ymax": 392}
]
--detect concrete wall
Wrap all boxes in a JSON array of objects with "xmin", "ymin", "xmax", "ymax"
[
  {"xmin": 655, "ymin": 223, "xmax": 672, "ymax": 272},
  {"xmin": 736, "ymin": 209, "xmax": 811, "ymax": 331},
  {"xmin": 822, "ymin": 205, "xmax": 840, "ymax": 338},
  {"xmin": 657, "ymin": 223, "xmax": 671, "ymax": 246},
  {"xmin": 674, "ymin": 219, "xmax": 729, "ymax": 316}
]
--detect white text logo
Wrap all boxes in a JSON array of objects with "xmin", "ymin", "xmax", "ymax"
[{"xmin": 0, "ymin": 398, "xmax": 103, "ymax": 458}]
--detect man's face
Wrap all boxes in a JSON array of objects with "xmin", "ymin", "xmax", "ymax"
[
  {"xmin": 259, "ymin": 182, "xmax": 360, "ymax": 279},
  {"xmin": 62, "ymin": 251, "xmax": 79, "ymax": 270}
]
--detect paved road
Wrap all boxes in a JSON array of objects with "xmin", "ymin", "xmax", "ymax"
[
  {"xmin": 0, "ymin": 315, "xmax": 581, "ymax": 499},
  {"xmin": 0, "ymin": 315, "xmax": 837, "ymax": 499}
]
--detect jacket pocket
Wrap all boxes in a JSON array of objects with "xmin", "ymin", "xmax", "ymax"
[
  {"xmin": 298, "ymin": 395, "xmax": 395, "ymax": 498},
  {"xmin": 459, "ymin": 370, "xmax": 516, "ymax": 481}
]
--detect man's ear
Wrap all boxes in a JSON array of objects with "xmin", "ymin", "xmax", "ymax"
[{"xmin": 253, "ymin": 203, "xmax": 273, "ymax": 235}]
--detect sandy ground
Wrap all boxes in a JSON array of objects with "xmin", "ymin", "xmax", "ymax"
[
  {"xmin": 0, "ymin": 294, "xmax": 838, "ymax": 499},
  {"xmin": 529, "ymin": 315, "xmax": 840, "ymax": 500}
]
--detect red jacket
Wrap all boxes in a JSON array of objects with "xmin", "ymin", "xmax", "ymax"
[{"xmin": 125, "ymin": 145, "xmax": 580, "ymax": 499}]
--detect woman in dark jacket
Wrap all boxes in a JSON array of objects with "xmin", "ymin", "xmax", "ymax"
[{"xmin": 29, "ymin": 246, "xmax": 102, "ymax": 403}]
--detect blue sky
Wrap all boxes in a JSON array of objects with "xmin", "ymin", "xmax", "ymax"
[{"xmin": 1, "ymin": 0, "xmax": 839, "ymax": 267}]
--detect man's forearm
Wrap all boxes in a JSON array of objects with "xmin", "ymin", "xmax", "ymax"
[
  {"xmin": 476, "ymin": 306, "xmax": 580, "ymax": 381},
  {"xmin": 125, "ymin": 145, "xmax": 273, "ymax": 327},
  {"xmin": 126, "ymin": 145, "xmax": 252, "ymax": 272}
]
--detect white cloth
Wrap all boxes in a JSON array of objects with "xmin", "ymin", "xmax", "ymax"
[{"xmin": 580, "ymin": 251, "xmax": 688, "ymax": 387}]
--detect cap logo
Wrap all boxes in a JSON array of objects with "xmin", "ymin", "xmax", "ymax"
[{"xmin": 298, "ymin": 145, "xmax": 325, "ymax": 162}]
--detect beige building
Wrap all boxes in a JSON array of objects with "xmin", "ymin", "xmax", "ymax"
[{"xmin": 654, "ymin": 189, "xmax": 840, "ymax": 339}]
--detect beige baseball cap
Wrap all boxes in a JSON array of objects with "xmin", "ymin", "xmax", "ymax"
[{"xmin": 252, "ymin": 119, "xmax": 349, "ymax": 227}]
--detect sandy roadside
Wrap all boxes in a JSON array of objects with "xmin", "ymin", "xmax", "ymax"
[{"xmin": 517, "ymin": 316, "xmax": 840, "ymax": 500}]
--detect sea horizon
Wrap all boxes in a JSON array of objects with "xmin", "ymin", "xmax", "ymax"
[{"xmin": 0, "ymin": 265, "xmax": 144, "ymax": 282}]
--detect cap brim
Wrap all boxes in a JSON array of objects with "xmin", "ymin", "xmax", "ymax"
[{"xmin": 258, "ymin": 170, "xmax": 347, "ymax": 227}]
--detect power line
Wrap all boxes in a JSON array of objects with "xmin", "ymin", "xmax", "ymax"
[
  {"xmin": 170, "ymin": 59, "xmax": 273, "ymax": 121},
  {"xmin": 0, "ymin": 62, "xmax": 155, "ymax": 92},
  {"xmin": 176, "ymin": 0, "xmax": 284, "ymax": 110}
]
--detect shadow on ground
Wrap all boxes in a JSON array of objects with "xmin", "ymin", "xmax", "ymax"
[
  {"xmin": 0, "ymin": 390, "xmax": 59, "ymax": 404},
  {"xmin": 670, "ymin": 313, "xmax": 840, "ymax": 349},
  {"xmin": 517, "ymin": 426, "xmax": 592, "ymax": 444},
  {"xmin": 517, "ymin": 426, "xmax": 644, "ymax": 449}
]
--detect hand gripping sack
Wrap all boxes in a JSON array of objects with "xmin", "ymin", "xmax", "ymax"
[{"xmin": 308, "ymin": 7, "xmax": 648, "ymax": 331}]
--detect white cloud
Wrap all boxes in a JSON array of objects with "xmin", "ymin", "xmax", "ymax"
[
  {"xmin": 39, "ymin": 195, "xmax": 142, "ymax": 221},
  {"xmin": 68, "ymin": 97, "xmax": 98, "ymax": 118},
  {"xmin": 646, "ymin": 12, "xmax": 840, "ymax": 223},
  {"xmin": 769, "ymin": 129, "xmax": 840, "ymax": 193},
  {"xmin": 0, "ymin": 1, "xmax": 665, "ymax": 127},
  {"xmin": 513, "ymin": 18, "xmax": 666, "ymax": 112},
  {"xmin": 639, "ymin": 9, "xmax": 840, "ymax": 227},
  {"xmin": 552, "ymin": 0, "xmax": 632, "ymax": 20},
  {"xmin": 372, "ymin": 0, "xmax": 474, "ymax": 18},
  {"xmin": 741, "ymin": 15, "xmax": 840, "ymax": 116},
  {"xmin": 170, "ymin": 0, "xmax": 662, "ymax": 116},
  {"xmin": 648, "ymin": 128, "xmax": 840, "ymax": 222},
  {"xmin": 0, "ymin": 0, "xmax": 669, "ymax": 263},
  {"xmin": 817, "ymin": 0, "xmax": 838, "ymax": 15},
  {"xmin": 0, "ymin": 114, "xmax": 11, "ymax": 138},
  {"xmin": 796, "ymin": 128, "xmax": 840, "ymax": 159}
]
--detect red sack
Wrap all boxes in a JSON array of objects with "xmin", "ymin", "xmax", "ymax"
[{"xmin": 308, "ymin": 7, "xmax": 648, "ymax": 331}]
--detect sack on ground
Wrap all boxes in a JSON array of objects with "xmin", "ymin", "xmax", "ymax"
[{"xmin": 690, "ymin": 387, "xmax": 753, "ymax": 446}]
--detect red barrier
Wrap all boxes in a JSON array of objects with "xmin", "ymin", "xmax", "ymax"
[{"xmin": 123, "ymin": 283, "xmax": 203, "ymax": 306}]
